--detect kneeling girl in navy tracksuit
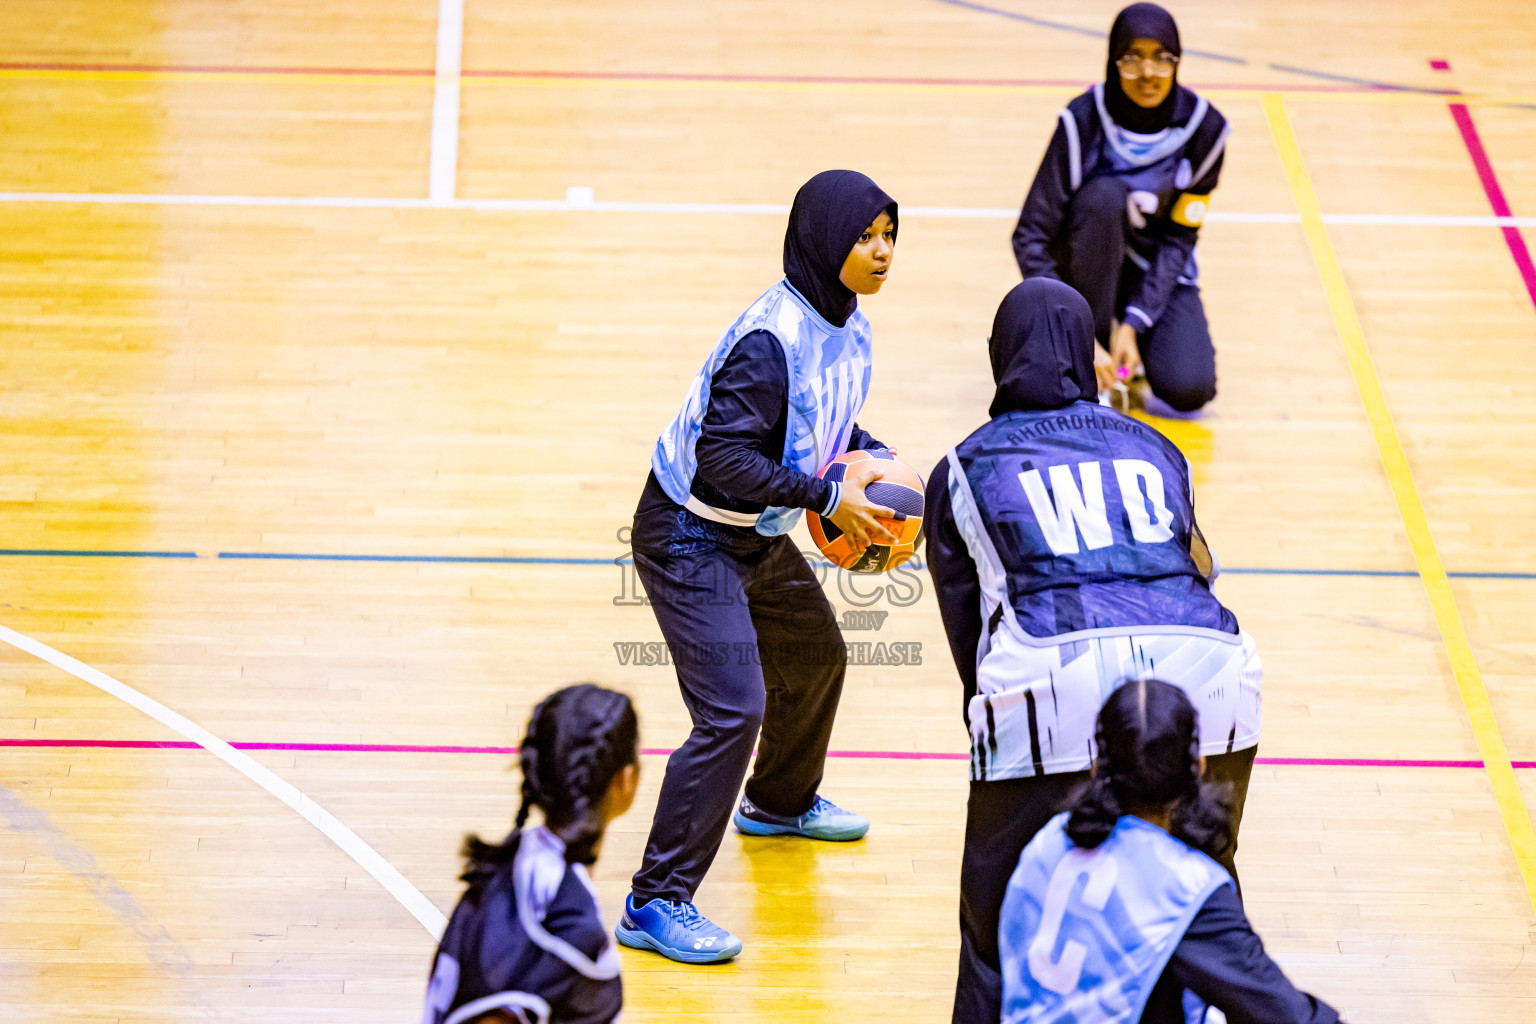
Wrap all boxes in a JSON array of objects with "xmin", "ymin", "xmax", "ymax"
[
  {"xmin": 1013, "ymin": 3, "xmax": 1229, "ymax": 413},
  {"xmin": 1000, "ymin": 678, "xmax": 1342, "ymax": 1024},
  {"xmin": 422, "ymin": 684, "xmax": 640, "ymax": 1024}
]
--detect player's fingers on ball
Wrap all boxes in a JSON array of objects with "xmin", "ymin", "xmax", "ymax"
[{"xmin": 861, "ymin": 512, "xmax": 896, "ymax": 544}]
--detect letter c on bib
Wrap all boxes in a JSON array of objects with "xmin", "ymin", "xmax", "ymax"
[{"xmin": 1027, "ymin": 849, "xmax": 1120, "ymax": 995}]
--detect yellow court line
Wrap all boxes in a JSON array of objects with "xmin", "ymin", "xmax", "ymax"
[{"xmin": 1262, "ymin": 92, "xmax": 1536, "ymax": 918}]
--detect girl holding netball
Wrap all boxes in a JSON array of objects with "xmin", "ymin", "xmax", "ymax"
[
  {"xmin": 1000, "ymin": 679, "xmax": 1341, "ymax": 1023},
  {"xmin": 925, "ymin": 279, "xmax": 1261, "ymax": 1024},
  {"xmin": 1013, "ymin": 3, "xmax": 1229, "ymax": 414},
  {"xmin": 617, "ymin": 169, "xmax": 900, "ymax": 963},
  {"xmin": 421, "ymin": 684, "xmax": 640, "ymax": 1024}
]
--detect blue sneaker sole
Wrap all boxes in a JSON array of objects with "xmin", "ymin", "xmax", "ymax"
[
  {"xmin": 614, "ymin": 923, "xmax": 742, "ymax": 964},
  {"xmin": 732, "ymin": 810, "xmax": 869, "ymax": 842}
]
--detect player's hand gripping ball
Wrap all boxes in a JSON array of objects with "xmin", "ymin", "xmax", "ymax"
[{"xmin": 807, "ymin": 449, "xmax": 925, "ymax": 573}]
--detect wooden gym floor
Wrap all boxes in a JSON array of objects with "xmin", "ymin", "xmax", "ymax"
[{"xmin": 3, "ymin": 1, "xmax": 1536, "ymax": 1021}]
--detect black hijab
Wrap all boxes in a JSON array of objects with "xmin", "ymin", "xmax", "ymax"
[
  {"xmin": 1104, "ymin": 3, "xmax": 1183, "ymax": 134},
  {"xmin": 783, "ymin": 170, "xmax": 898, "ymax": 328},
  {"xmin": 988, "ymin": 279, "xmax": 1097, "ymax": 417}
]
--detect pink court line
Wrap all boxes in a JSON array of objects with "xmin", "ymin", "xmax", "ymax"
[
  {"xmin": 0, "ymin": 60, "xmax": 1384, "ymax": 93},
  {"xmin": 2, "ymin": 737, "xmax": 1531, "ymax": 769},
  {"xmin": 1449, "ymin": 103, "xmax": 1536, "ymax": 312},
  {"xmin": 0, "ymin": 60, "xmax": 433, "ymax": 77}
]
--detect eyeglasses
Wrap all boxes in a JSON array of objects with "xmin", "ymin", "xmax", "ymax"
[{"xmin": 1116, "ymin": 53, "xmax": 1179, "ymax": 78}]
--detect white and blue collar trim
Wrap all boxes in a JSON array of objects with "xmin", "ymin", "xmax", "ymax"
[{"xmin": 1092, "ymin": 83, "xmax": 1209, "ymax": 168}]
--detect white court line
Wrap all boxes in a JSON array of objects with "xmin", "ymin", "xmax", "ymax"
[
  {"xmin": 0, "ymin": 190, "xmax": 1534, "ymax": 227},
  {"xmin": 428, "ymin": 0, "xmax": 466, "ymax": 204},
  {"xmin": 0, "ymin": 621, "xmax": 448, "ymax": 939}
]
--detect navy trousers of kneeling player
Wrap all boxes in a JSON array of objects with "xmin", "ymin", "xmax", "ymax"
[
  {"xmin": 1058, "ymin": 175, "xmax": 1217, "ymax": 413},
  {"xmin": 629, "ymin": 484, "xmax": 846, "ymax": 903}
]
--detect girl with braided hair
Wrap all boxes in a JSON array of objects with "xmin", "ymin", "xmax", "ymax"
[
  {"xmin": 998, "ymin": 679, "xmax": 1342, "ymax": 1024},
  {"xmin": 422, "ymin": 684, "xmax": 640, "ymax": 1024}
]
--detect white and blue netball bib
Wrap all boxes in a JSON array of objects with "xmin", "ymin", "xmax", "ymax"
[
  {"xmin": 945, "ymin": 402, "xmax": 1260, "ymax": 781},
  {"xmin": 652, "ymin": 279, "xmax": 873, "ymax": 536},
  {"xmin": 1055, "ymin": 83, "xmax": 1226, "ymax": 293},
  {"xmin": 946, "ymin": 402, "xmax": 1226, "ymax": 636},
  {"xmin": 1000, "ymin": 813, "xmax": 1231, "ymax": 1024}
]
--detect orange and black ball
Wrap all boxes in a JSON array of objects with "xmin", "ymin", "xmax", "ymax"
[{"xmin": 807, "ymin": 449, "xmax": 925, "ymax": 573}]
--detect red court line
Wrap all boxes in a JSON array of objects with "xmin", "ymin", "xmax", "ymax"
[
  {"xmin": 0, "ymin": 60, "xmax": 1383, "ymax": 93},
  {"xmin": 3, "ymin": 737, "xmax": 1532, "ymax": 768},
  {"xmin": 0, "ymin": 60, "xmax": 432, "ymax": 77},
  {"xmin": 1449, "ymin": 103, "xmax": 1536, "ymax": 312}
]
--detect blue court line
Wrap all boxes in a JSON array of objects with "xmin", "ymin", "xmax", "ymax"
[
  {"xmin": 925, "ymin": 0, "xmax": 1245, "ymax": 63},
  {"xmin": 1265, "ymin": 62, "xmax": 1457, "ymax": 96},
  {"xmin": 2, "ymin": 548, "xmax": 1535, "ymax": 579},
  {"xmin": 216, "ymin": 551, "xmax": 614, "ymax": 565},
  {"xmin": 927, "ymin": 0, "xmax": 1465, "ymax": 93},
  {"xmin": 1221, "ymin": 567, "xmax": 1417, "ymax": 578}
]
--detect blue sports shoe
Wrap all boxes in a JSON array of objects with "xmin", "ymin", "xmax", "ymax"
[
  {"xmin": 614, "ymin": 895, "xmax": 743, "ymax": 964},
  {"xmin": 733, "ymin": 794, "xmax": 869, "ymax": 841}
]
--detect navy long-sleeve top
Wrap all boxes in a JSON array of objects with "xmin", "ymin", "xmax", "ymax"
[
  {"xmin": 681, "ymin": 329, "xmax": 883, "ymax": 517},
  {"xmin": 1011, "ymin": 89, "xmax": 1228, "ymax": 332},
  {"xmin": 1144, "ymin": 885, "xmax": 1342, "ymax": 1024},
  {"xmin": 922, "ymin": 455, "xmax": 987, "ymax": 718},
  {"xmin": 923, "ymin": 450, "xmax": 1222, "ymax": 721}
]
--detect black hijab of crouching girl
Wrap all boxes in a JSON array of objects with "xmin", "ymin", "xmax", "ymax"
[
  {"xmin": 1066, "ymin": 678, "xmax": 1233, "ymax": 858},
  {"xmin": 987, "ymin": 279, "xmax": 1098, "ymax": 417},
  {"xmin": 1104, "ymin": 3, "xmax": 1185, "ymax": 134},
  {"xmin": 461, "ymin": 683, "xmax": 639, "ymax": 884},
  {"xmin": 783, "ymin": 169, "xmax": 898, "ymax": 328}
]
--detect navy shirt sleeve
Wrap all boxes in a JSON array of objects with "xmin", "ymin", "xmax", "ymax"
[
  {"xmin": 1166, "ymin": 884, "xmax": 1342, "ymax": 1024},
  {"xmin": 692, "ymin": 330, "xmax": 838, "ymax": 514},
  {"xmin": 924, "ymin": 456, "xmax": 983, "ymax": 723},
  {"xmin": 847, "ymin": 423, "xmax": 886, "ymax": 452},
  {"xmin": 1012, "ymin": 115, "xmax": 1075, "ymax": 282},
  {"xmin": 538, "ymin": 873, "xmax": 623, "ymax": 1024},
  {"xmin": 1124, "ymin": 111, "xmax": 1228, "ymax": 332}
]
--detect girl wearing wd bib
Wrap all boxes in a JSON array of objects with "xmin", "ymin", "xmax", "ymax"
[
  {"xmin": 925, "ymin": 279, "xmax": 1261, "ymax": 1024},
  {"xmin": 619, "ymin": 170, "xmax": 900, "ymax": 964},
  {"xmin": 1012, "ymin": 4, "xmax": 1228, "ymax": 414},
  {"xmin": 1000, "ymin": 679, "xmax": 1341, "ymax": 1024}
]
